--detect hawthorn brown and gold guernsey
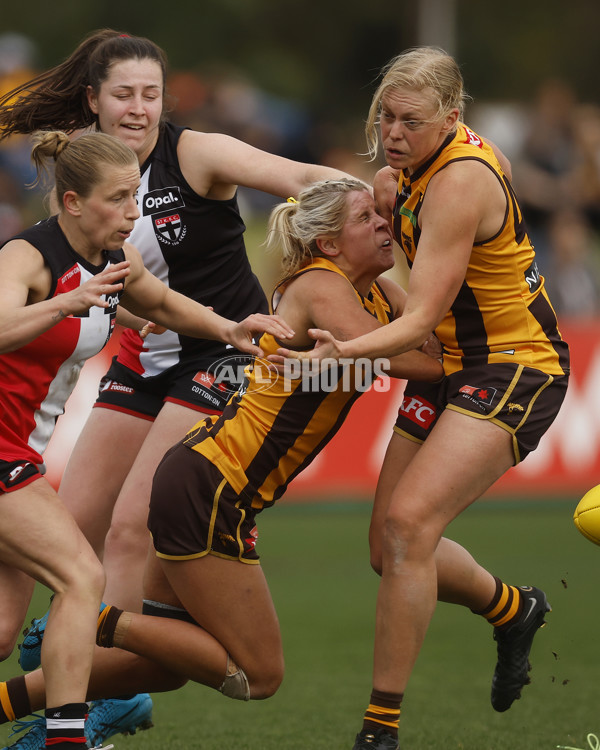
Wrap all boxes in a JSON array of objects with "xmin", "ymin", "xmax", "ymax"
[
  {"xmin": 392, "ymin": 122, "xmax": 569, "ymax": 378},
  {"xmin": 183, "ymin": 258, "xmax": 393, "ymax": 509}
]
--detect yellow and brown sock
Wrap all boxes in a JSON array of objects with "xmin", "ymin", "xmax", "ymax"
[
  {"xmin": 361, "ymin": 689, "xmax": 403, "ymax": 739},
  {"xmin": 474, "ymin": 576, "xmax": 524, "ymax": 630},
  {"xmin": 0, "ymin": 676, "xmax": 31, "ymax": 723}
]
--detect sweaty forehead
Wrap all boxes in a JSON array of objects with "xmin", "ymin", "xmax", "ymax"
[
  {"xmin": 381, "ymin": 86, "xmax": 437, "ymax": 114},
  {"xmin": 346, "ymin": 190, "xmax": 374, "ymax": 215}
]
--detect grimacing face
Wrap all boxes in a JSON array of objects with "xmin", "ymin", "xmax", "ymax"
[{"xmin": 327, "ymin": 190, "xmax": 394, "ymax": 294}]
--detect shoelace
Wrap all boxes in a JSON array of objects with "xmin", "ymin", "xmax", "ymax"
[
  {"xmin": 557, "ymin": 733, "xmax": 600, "ymax": 749},
  {"xmin": 7, "ymin": 714, "xmax": 45, "ymax": 739}
]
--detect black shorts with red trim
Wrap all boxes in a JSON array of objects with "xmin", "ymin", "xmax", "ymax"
[
  {"xmin": 94, "ymin": 353, "xmax": 252, "ymax": 420},
  {"xmin": 0, "ymin": 459, "xmax": 43, "ymax": 493},
  {"xmin": 148, "ymin": 442, "xmax": 260, "ymax": 563},
  {"xmin": 394, "ymin": 363, "xmax": 569, "ymax": 463}
]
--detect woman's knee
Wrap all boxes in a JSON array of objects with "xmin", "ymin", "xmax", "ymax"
[
  {"xmin": 228, "ymin": 654, "xmax": 284, "ymax": 701},
  {"xmin": 0, "ymin": 620, "xmax": 22, "ymax": 661},
  {"xmin": 52, "ymin": 551, "xmax": 105, "ymax": 602},
  {"xmin": 369, "ymin": 543, "xmax": 383, "ymax": 577},
  {"xmin": 382, "ymin": 507, "xmax": 439, "ymax": 563},
  {"xmin": 248, "ymin": 662, "xmax": 284, "ymax": 700},
  {"xmin": 104, "ymin": 517, "xmax": 149, "ymax": 559}
]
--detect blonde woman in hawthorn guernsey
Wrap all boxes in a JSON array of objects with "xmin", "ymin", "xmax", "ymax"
[
  {"xmin": 0, "ymin": 179, "xmax": 444, "ymax": 748},
  {"xmin": 0, "ymin": 28, "xmax": 356, "ymax": 738},
  {"xmin": 277, "ymin": 49, "xmax": 571, "ymax": 749},
  {"xmin": 0, "ymin": 129, "xmax": 293, "ymax": 750}
]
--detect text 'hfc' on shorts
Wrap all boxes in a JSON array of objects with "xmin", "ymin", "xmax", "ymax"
[{"xmin": 394, "ymin": 363, "xmax": 568, "ymax": 464}]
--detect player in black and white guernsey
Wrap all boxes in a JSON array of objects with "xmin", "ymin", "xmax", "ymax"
[
  {"xmin": 0, "ymin": 27, "xmax": 356, "ymax": 643},
  {"xmin": 0, "ymin": 128, "xmax": 293, "ymax": 750},
  {"xmin": 114, "ymin": 119, "xmax": 268, "ymax": 388}
]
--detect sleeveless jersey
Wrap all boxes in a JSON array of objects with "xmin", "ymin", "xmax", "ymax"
[
  {"xmin": 0, "ymin": 216, "xmax": 124, "ymax": 467},
  {"xmin": 183, "ymin": 258, "xmax": 393, "ymax": 509},
  {"xmin": 116, "ymin": 122, "xmax": 268, "ymax": 377},
  {"xmin": 392, "ymin": 123, "xmax": 569, "ymax": 377}
]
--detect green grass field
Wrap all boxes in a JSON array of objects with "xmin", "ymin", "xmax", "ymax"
[{"xmin": 1, "ymin": 498, "xmax": 599, "ymax": 750}]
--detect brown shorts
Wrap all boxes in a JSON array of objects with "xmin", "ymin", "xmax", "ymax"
[
  {"xmin": 148, "ymin": 442, "xmax": 260, "ymax": 563},
  {"xmin": 394, "ymin": 363, "xmax": 569, "ymax": 463}
]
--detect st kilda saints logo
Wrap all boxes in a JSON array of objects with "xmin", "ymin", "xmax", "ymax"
[
  {"xmin": 154, "ymin": 213, "xmax": 185, "ymax": 243},
  {"xmin": 142, "ymin": 186, "xmax": 187, "ymax": 245}
]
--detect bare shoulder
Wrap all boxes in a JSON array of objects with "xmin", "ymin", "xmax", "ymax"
[
  {"xmin": 428, "ymin": 159, "xmax": 503, "ymax": 205},
  {"xmin": 280, "ymin": 266, "xmax": 384, "ymax": 341},
  {"xmin": 285, "ymin": 266, "xmax": 355, "ymax": 301},
  {"xmin": 424, "ymin": 159, "xmax": 507, "ymax": 242},
  {"xmin": 373, "ymin": 167, "xmax": 400, "ymax": 223},
  {"xmin": 177, "ymin": 129, "xmax": 250, "ymax": 163},
  {"xmin": 373, "ymin": 166, "xmax": 399, "ymax": 194},
  {"xmin": 121, "ymin": 241, "xmax": 145, "ymax": 277},
  {"xmin": 0, "ymin": 238, "xmax": 46, "ymax": 274},
  {"xmin": 277, "ymin": 266, "xmax": 357, "ymax": 319},
  {"xmin": 0, "ymin": 239, "xmax": 50, "ymax": 301},
  {"xmin": 177, "ymin": 130, "xmax": 244, "ymax": 198}
]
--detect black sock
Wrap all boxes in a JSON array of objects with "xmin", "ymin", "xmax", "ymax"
[{"xmin": 45, "ymin": 702, "xmax": 87, "ymax": 748}]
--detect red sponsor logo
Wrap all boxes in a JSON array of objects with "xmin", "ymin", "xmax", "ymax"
[
  {"xmin": 398, "ymin": 394, "xmax": 437, "ymax": 428},
  {"xmin": 459, "ymin": 384, "xmax": 497, "ymax": 405},
  {"xmin": 245, "ymin": 526, "xmax": 259, "ymax": 550},
  {"xmin": 57, "ymin": 265, "xmax": 82, "ymax": 293},
  {"xmin": 193, "ymin": 371, "xmax": 215, "ymax": 387},
  {"xmin": 463, "ymin": 126, "xmax": 482, "ymax": 148}
]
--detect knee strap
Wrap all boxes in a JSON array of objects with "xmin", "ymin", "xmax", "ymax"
[{"xmin": 219, "ymin": 655, "xmax": 250, "ymax": 701}]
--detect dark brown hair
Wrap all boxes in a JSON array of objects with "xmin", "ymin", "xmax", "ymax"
[{"xmin": 0, "ymin": 29, "xmax": 168, "ymax": 138}]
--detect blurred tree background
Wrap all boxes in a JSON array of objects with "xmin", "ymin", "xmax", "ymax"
[
  {"xmin": 2, "ymin": 0, "xmax": 598, "ymax": 146},
  {"xmin": 1, "ymin": 0, "xmax": 599, "ymax": 300}
]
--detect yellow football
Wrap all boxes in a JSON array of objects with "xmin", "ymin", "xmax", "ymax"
[{"xmin": 574, "ymin": 485, "xmax": 600, "ymax": 545}]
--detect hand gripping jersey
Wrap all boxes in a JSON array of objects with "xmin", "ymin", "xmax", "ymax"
[
  {"xmin": 116, "ymin": 122, "xmax": 268, "ymax": 377},
  {"xmin": 183, "ymin": 258, "xmax": 393, "ymax": 509},
  {"xmin": 392, "ymin": 123, "xmax": 569, "ymax": 377},
  {"xmin": 0, "ymin": 216, "xmax": 124, "ymax": 467}
]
